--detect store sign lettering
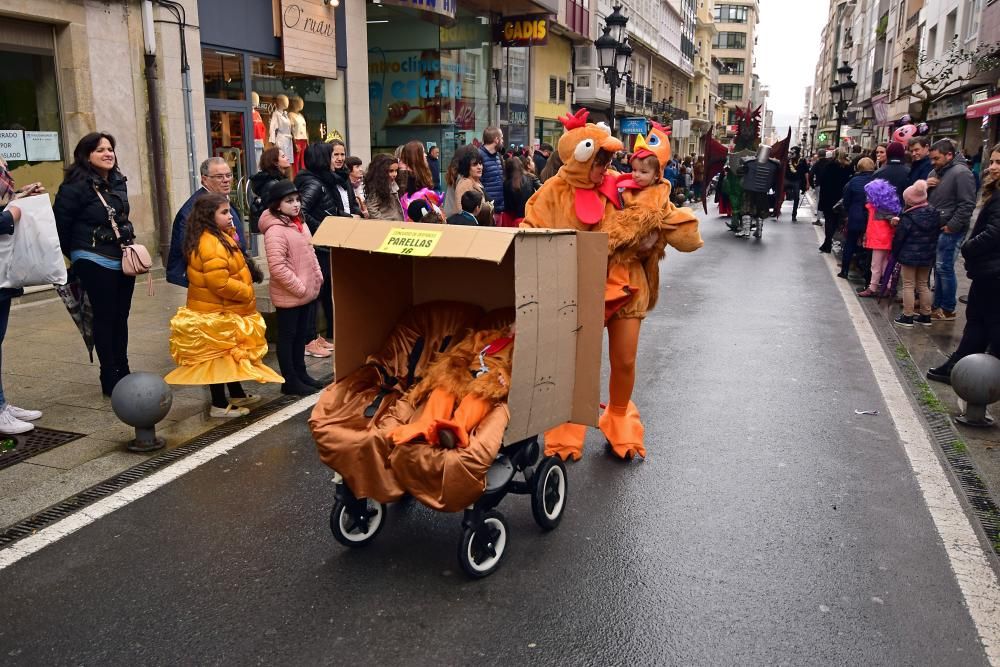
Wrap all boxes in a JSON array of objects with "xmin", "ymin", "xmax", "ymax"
[
  {"xmin": 279, "ymin": 0, "xmax": 337, "ymax": 78},
  {"xmin": 283, "ymin": 3, "xmax": 334, "ymax": 37},
  {"xmin": 495, "ymin": 16, "xmax": 549, "ymax": 46},
  {"xmin": 0, "ymin": 130, "xmax": 26, "ymax": 161}
]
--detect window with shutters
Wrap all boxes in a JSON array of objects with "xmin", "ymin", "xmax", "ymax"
[
  {"xmin": 559, "ymin": 78, "xmax": 567, "ymax": 103},
  {"xmin": 549, "ymin": 76, "xmax": 557, "ymax": 102}
]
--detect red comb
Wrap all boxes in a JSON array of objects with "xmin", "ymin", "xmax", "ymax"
[{"xmin": 559, "ymin": 108, "xmax": 589, "ymax": 130}]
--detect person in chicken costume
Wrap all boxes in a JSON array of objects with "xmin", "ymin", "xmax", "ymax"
[{"xmin": 521, "ymin": 109, "xmax": 700, "ymax": 461}]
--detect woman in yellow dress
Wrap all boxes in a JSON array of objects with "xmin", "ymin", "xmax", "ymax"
[{"xmin": 164, "ymin": 193, "xmax": 283, "ymax": 417}]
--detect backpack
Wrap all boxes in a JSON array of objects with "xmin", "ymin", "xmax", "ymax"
[{"xmin": 249, "ymin": 191, "xmax": 265, "ymax": 234}]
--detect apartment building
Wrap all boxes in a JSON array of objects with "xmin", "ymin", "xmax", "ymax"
[
  {"xmin": 712, "ymin": 0, "xmax": 759, "ymax": 134},
  {"xmin": 688, "ymin": 0, "xmax": 719, "ymax": 155}
]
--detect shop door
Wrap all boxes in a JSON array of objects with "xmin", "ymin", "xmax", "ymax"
[{"xmin": 206, "ymin": 101, "xmax": 254, "ymax": 239}]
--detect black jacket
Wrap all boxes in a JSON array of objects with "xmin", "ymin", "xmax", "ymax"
[
  {"xmin": 841, "ymin": 172, "xmax": 875, "ymax": 232},
  {"xmin": 53, "ymin": 170, "xmax": 134, "ymax": 260},
  {"xmin": 892, "ymin": 204, "xmax": 941, "ymax": 266},
  {"xmin": 427, "ymin": 156, "xmax": 442, "ymax": 191},
  {"xmin": 818, "ymin": 162, "xmax": 852, "ymax": 210},
  {"xmin": 446, "ymin": 211, "xmax": 479, "ymax": 226},
  {"xmin": 874, "ymin": 161, "xmax": 910, "ymax": 201},
  {"xmin": 909, "ymin": 157, "xmax": 933, "ymax": 185},
  {"xmin": 533, "ymin": 150, "xmax": 548, "ymax": 177},
  {"xmin": 333, "ymin": 167, "xmax": 361, "ymax": 217},
  {"xmin": 294, "ymin": 169, "xmax": 344, "ymax": 244},
  {"xmin": 962, "ymin": 194, "xmax": 1000, "ymax": 281},
  {"xmin": 502, "ymin": 176, "xmax": 535, "ymax": 219}
]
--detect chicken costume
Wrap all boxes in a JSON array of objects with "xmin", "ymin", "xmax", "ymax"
[{"xmin": 522, "ymin": 110, "xmax": 700, "ymax": 461}]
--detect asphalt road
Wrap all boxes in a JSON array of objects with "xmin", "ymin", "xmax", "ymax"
[{"xmin": 0, "ymin": 208, "xmax": 990, "ymax": 666}]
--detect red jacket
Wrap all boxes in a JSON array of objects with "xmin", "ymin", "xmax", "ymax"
[{"xmin": 864, "ymin": 203, "xmax": 894, "ymax": 250}]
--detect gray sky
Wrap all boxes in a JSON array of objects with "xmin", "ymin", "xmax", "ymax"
[{"xmin": 755, "ymin": 0, "xmax": 829, "ymax": 140}]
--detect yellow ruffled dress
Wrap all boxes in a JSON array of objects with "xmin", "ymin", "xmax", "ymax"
[{"xmin": 164, "ymin": 230, "xmax": 283, "ymax": 386}]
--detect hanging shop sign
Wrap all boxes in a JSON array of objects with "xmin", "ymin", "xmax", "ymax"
[
  {"xmin": 619, "ymin": 117, "xmax": 648, "ymax": 135},
  {"xmin": 280, "ymin": 0, "xmax": 337, "ymax": 78},
  {"xmin": 494, "ymin": 15, "xmax": 549, "ymax": 47},
  {"xmin": 379, "ymin": 0, "xmax": 456, "ymax": 21}
]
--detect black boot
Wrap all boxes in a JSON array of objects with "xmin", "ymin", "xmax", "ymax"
[
  {"xmin": 282, "ymin": 380, "xmax": 316, "ymax": 396},
  {"xmin": 299, "ymin": 373, "xmax": 324, "ymax": 390},
  {"xmin": 927, "ymin": 360, "xmax": 955, "ymax": 385},
  {"xmin": 100, "ymin": 367, "xmax": 120, "ymax": 397}
]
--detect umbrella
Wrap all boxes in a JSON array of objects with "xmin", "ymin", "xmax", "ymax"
[
  {"xmin": 876, "ymin": 255, "xmax": 901, "ymax": 304},
  {"xmin": 55, "ymin": 268, "xmax": 94, "ymax": 362}
]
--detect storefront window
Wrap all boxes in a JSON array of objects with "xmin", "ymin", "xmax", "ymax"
[
  {"xmin": 367, "ymin": 6, "xmax": 492, "ymax": 177},
  {"xmin": 202, "ymin": 48, "xmax": 245, "ymax": 100},
  {"xmin": 0, "ymin": 49, "xmax": 63, "ymax": 198},
  {"xmin": 250, "ymin": 56, "xmax": 343, "ymax": 171}
]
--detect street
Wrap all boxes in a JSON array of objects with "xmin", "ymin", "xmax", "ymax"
[{"xmin": 0, "ymin": 206, "xmax": 996, "ymax": 666}]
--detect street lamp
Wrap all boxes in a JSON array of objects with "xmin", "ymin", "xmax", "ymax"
[
  {"xmin": 808, "ymin": 113, "xmax": 819, "ymax": 155},
  {"xmin": 596, "ymin": 6, "xmax": 632, "ymax": 133},
  {"xmin": 829, "ymin": 61, "xmax": 855, "ymax": 149}
]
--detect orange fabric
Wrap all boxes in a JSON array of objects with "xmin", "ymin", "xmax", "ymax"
[
  {"xmin": 599, "ymin": 401, "xmax": 645, "ymax": 459},
  {"xmin": 543, "ymin": 422, "xmax": 587, "ymax": 461},
  {"xmin": 185, "ymin": 231, "xmax": 256, "ymax": 315},
  {"xmin": 433, "ymin": 394, "xmax": 492, "ymax": 448},
  {"xmin": 390, "ymin": 388, "xmax": 456, "ymax": 445},
  {"xmin": 604, "ymin": 262, "xmax": 637, "ymax": 323}
]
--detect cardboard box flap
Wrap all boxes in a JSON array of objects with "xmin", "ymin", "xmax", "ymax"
[{"xmin": 313, "ymin": 216, "xmax": 573, "ymax": 264}]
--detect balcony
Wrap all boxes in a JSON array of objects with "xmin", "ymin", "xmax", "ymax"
[
  {"xmin": 565, "ymin": 0, "xmax": 590, "ymax": 39},
  {"xmin": 872, "ymin": 68, "xmax": 883, "ymax": 95},
  {"xmin": 906, "ymin": 11, "xmax": 919, "ymax": 31}
]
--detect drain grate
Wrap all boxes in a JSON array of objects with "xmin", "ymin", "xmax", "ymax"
[
  {"xmin": 0, "ymin": 381, "xmax": 328, "ymax": 549},
  {"xmin": 860, "ymin": 297, "xmax": 1000, "ymax": 559},
  {"xmin": 0, "ymin": 428, "xmax": 86, "ymax": 472}
]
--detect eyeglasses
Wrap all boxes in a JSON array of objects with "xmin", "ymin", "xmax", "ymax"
[{"xmin": 206, "ymin": 173, "xmax": 233, "ymax": 180}]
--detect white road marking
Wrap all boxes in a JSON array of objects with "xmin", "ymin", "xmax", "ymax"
[
  {"xmin": 0, "ymin": 395, "xmax": 319, "ymax": 571},
  {"xmin": 814, "ymin": 225, "xmax": 1000, "ymax": 664}
]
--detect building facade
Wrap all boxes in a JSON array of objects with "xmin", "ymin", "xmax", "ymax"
[{"xmin": 713, "ymin": 0, "xmax": 758, "ymax": 135}]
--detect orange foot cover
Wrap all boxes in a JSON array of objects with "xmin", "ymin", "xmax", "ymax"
[
  {"xmin": 599, "ymin": 401, "xmax": 645, "ymax": 460},
  {"xmin": 544, "ymin": 423, "xmax": 587, "ymax": 461}
]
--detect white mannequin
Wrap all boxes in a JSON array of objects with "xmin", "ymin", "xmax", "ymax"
[
  {"xmin": 288, "ymin": 96, "xmax": 308, "ymax": 140},
  {"xmin": 269, "ymin": 94, "xmax": 293, "ymax": 158}
]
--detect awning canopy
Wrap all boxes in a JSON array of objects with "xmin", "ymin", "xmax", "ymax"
[{"xmin": 965, "ymin": 95, "xmax": 1000, "ymax": 119}]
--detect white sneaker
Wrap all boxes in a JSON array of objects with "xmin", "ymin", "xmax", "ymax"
[
  {"xmin": 209, "ymin": 404, "xmax": 250, "ymax": 419},
  {"xmin": 0, "ymin": 406, "xmax": 35, "ymax": 435},
  {"xmin": 7, "ymin": 405, "xmax": 42, "ymax": 421},
  {"xmin": 229, "ymin": 394, "xmax": 261, "ymax": 407}
]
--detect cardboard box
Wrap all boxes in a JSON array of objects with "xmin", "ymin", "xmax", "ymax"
[{"xmin": 311, "ymin": 217, "xmax": 607, "ymax": 444}]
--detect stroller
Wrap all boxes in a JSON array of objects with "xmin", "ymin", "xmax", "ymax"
[{"xmin": 310, "ymin": 301, "xmax": 569, "ymax": 578}]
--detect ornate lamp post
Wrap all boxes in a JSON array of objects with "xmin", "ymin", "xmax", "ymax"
[
  {"xmin": 595, "ymin": 5, "xmax": 632, "ymax": 133},
  {"xmin": 809, "ymin": 113, "xmax": 819, "ymax": 155},
  {"xmin": 829, "ymin": 61, "xmax": 856, "ymax": 149}
]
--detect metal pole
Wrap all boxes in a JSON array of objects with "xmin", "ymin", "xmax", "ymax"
[{"xmin": 609, "ymin": 70, "xmax": 617, "ymax": 134}]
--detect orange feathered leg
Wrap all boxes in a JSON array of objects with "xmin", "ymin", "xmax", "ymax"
[
  {"xmin": 390, "ymin": 388, "xmax": 456, "ymax": 445},
  {"xmin": 433, "ymin": 394, "xmax": 492, "ymax": 448},
  {"xmin": 602, "ymin": 317, "xmax": 645, "ymax": 459}
]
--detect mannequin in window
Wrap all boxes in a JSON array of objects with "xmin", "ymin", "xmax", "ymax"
[
  {"xmin": 269, "ymin": 94, "xmax": 293, "ymax": 161},
  {"xmin": 251, "ymin": 92, "xmax": 266, "ymax": 165},
  {"xmin": 289, "ymin": 96, "xmax": 308, "ymax": 176}
]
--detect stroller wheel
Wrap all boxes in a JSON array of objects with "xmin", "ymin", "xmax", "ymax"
[
  {"xmin": 458, "ymin": 510, "xmax": 508, "ymax": 578},
  {"xmin": 531, "ymin": 457, "xmax": 567, "ymax": 530},
  {"xmin": 330, "ymin": 498, "xmax": 386, "ymax": 547}
]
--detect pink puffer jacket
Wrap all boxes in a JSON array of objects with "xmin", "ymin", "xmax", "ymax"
[
  {"xmin": 259, "ymin": 210, "xmax": 323, "ymax": 308},
  {"xmin": 863, "ymin": 203, "xmax": 894, "ymax": 250}
]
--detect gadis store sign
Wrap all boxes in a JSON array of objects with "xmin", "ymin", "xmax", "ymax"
[{"xmin": 280, "ymin": 0, "xmax": 337, "ymax": 78}]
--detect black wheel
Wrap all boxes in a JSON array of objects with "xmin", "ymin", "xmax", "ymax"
[
  {"xmin": 754, "ymin": 216, "xmax": 763, "ymax": 239},
  {"xmin": 531, "ymin": 457, "xmax": 567, "ymax": 530},
  {"xmin": 457, "ymin": 510, "xmax": 508, "ymax": 578},
  {"xmin": 329, "ymin": 498, "xmax": 385, "ymax": 547}
]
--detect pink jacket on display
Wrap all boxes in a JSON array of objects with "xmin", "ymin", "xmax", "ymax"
[
  {"xmin": 863, "ymin": 203, "xmax": 895, "ymax": 250},
  {"xmin": 259, "ymin": 210, "xmax": 323, "ymax": 308}
]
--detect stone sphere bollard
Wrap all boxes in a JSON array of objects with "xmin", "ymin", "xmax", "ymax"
[
  {"xmin": 950, "ymin": 354, "xmax": 1000, "ymax": 427},
  {"xmin": 110, "ymin": 372, "xmax": 173, "ymax": 452}
]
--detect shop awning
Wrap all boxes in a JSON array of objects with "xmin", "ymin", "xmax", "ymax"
[{"xmin": 965, "ymin": 95, "xmax": 1000, "ymax": 119}]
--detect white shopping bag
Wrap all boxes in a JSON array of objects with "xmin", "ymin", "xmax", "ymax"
[{"xmin": 0, "ymin": 194, "xmax": 67, "ymax": 288}]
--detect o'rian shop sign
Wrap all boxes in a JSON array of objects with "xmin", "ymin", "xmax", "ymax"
[
  {"xmin": 378, "ymin": 0, "xmax": 456, "ymax": 20},
  {"xmin": 280, "ymin": 0, "xmax": 336, "ymax": 78}
]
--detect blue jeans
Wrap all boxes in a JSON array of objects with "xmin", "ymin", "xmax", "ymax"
[
  {"xmin": 0, "ymin": 297, "xmax": 10, "ymax": 407},
  {"xmin": 933, "ymin": 231, "xmax": 965, "ymax": 312}
]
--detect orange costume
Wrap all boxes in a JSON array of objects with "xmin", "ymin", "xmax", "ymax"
[{"xmin": 522, "ymin": 110, "xmax": 701, "ymax": 461}]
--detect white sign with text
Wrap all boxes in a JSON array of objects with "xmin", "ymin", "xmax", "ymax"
[{"xmin": 0, "ymin": 130, "xmax": 26, "ymax": 161}]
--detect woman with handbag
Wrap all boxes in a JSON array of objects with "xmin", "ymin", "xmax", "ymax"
[
  {"xmin": 0, "ymin": 160, "xmax": 45, "ymax": 434},
  {"xmin": 53, "ymin": 132, "xmax": 139, "ymax": 396}
]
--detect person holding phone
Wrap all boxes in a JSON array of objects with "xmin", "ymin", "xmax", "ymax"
[{"xmin": 0, "ymin": 158, "xmax": 45, "ymax": 434}]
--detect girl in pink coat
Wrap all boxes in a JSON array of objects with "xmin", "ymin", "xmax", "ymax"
[
  {"xmin": 857, "ymin": 178, "xmax": 902, "ymax": 297},
  {"xmin": 258, "ymin": 180, "xmax": 324, "ymax": 395}
]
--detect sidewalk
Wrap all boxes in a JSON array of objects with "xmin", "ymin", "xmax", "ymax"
[
  {"xmin": 0, "ymin": 280, "xmax": 329, "ymax": 530},
  {"xmin": 803, "ymin": 191, "xmax": 1000, "ymax": 503}
]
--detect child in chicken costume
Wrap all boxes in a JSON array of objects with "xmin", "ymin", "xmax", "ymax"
[
  {"xmin": 390, "ymin": 323, "xmax": 514, "ymax": 451},
  {"xmin": 522, "ymin": 109, "xmax": 700, "ymax": 461}
]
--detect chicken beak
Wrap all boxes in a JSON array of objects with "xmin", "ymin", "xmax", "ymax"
[{"xmin": 601, "ymin": 134, "xmax": 624, "ymax": 153}]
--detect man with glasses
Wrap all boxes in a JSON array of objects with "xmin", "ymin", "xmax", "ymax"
[{"xmin": 167, "ymin": 157, "xmax": 247, "ymax": 287}]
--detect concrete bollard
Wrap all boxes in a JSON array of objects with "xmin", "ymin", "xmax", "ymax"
[
  {"xmin": 110, "ymin": 372, "xmax": 173, "ymax": 452},
  {"xmin": 950, "ymin": 354, "xmax": 1000, "ymax": 428}
]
